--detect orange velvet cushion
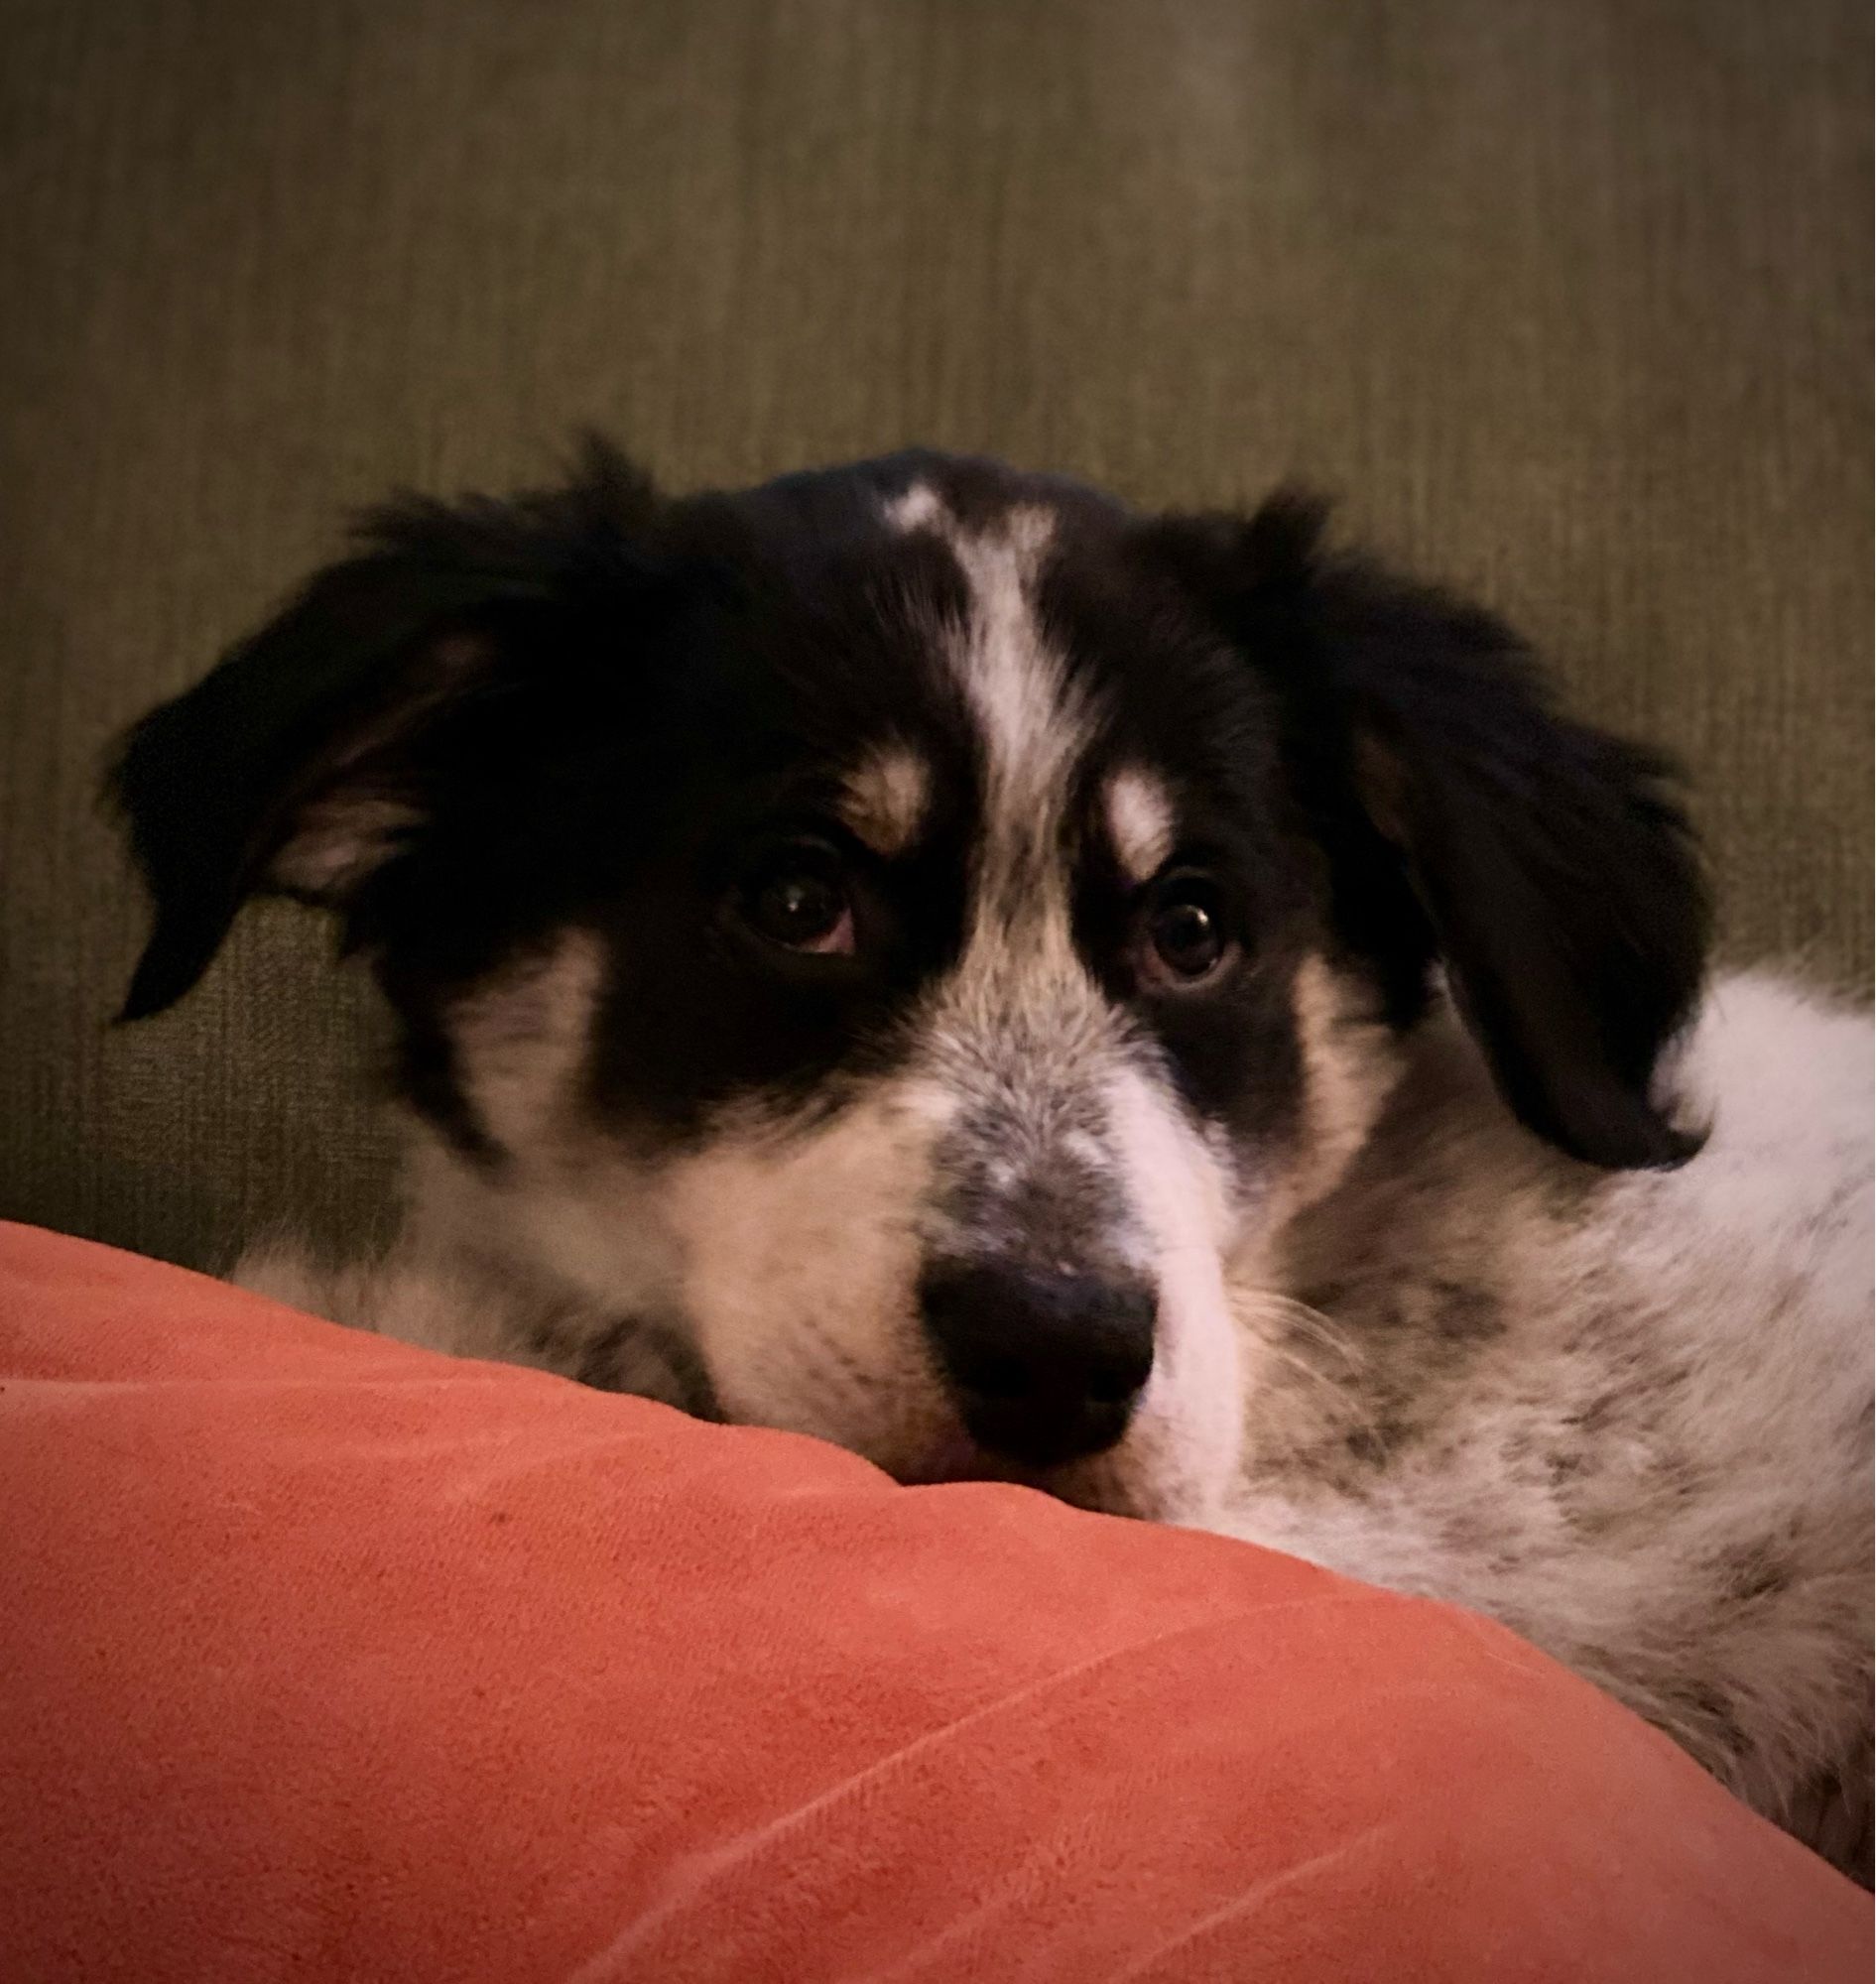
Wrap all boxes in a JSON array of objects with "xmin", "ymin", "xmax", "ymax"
[{"xmin": 0, "ymin": 1220, "xmax": 1866, "ymax": 1982}]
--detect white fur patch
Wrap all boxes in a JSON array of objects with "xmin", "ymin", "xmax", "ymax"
[
  {"xmin": 1217, "ymin": 971, "xmax": 1873, "ymax": 1868},
  {"xmin": 918, "ymin": 500, "xmax": 1098, "ymax": 1039},
  {"xmin": 1093, "ymin": 1066, "xmax": 1245, "ymax": 1520},
  {"xmin": 946, "ymin": 505, "xmax": 1078, "ymax": 836},
  {"xmin": 882, "ymin": 482, "xmax": 944, "ymax": 533},
  {"xmin": 885, "ymin": 486, "xmax": 1088, "ymax": 950}
]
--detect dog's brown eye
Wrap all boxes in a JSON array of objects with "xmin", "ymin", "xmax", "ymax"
[
  {"xmin": 1141, "ymin": 873, "xmax": 1232, "ymax": 985},
  {"xmin": 742, "ymin": 846, "xmax": 854, "ymax": 955}
]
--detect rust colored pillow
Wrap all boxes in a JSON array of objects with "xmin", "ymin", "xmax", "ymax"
[{"xmin": 0, "ymin": 1221, "xmax": 1867, "ymax": 1982}]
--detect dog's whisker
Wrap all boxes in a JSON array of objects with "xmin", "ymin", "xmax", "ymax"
[{"xmin": 1252, "ymin": 1291, "xmax": 1366, "ymax": 1369}]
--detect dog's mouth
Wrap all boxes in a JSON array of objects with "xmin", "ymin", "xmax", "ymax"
[
  {"xmin": 898, "ymin": 1427, "xmax": 1025, "ymax": 1487},
  {"xmin": 896, "ymin": 1426, "xmax": 1141, "ymax": 1515}
]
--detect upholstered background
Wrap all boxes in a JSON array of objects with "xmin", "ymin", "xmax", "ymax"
[{"xmin": 1, "ymin": 0, "xmax": 1868, "ymax": 1273}]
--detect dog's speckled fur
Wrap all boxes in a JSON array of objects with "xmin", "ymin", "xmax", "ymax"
[{"xmin": 117, "ymin": 445, "xmax": 1872, "ymax": 1878}]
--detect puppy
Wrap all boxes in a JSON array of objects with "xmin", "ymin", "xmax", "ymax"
[{"xmin": 112, "ymin": 443, "xmax": 1873, "ymax": 1877}]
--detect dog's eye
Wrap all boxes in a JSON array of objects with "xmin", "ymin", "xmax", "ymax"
[
  {"xmin": 740, "ymin": 844, "xmax": 855, "ymax": 955},
  {"xmin": 1140, "ymin": 872, "xmax": 1233, "ymax": 986}
]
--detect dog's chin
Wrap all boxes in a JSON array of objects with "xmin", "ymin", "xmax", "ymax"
[{"xmin": 892, "ymin": 1426, "xmax": 1180, "ymax": 1521}]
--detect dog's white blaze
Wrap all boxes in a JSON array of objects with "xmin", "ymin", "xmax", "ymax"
[
  {"xmin": 839, "ymin": 743, "xmax": 931, "ymax": 856},
  {"xmin": 883, "ymin": 485, "xmax": 1086, "ymax": 948},
  {"xmin": 881, "ymin": 494, "xmax": 1227, "ymax": 1507},
  {"xmin": 947, "ymin": 504, "xmax": 1078, "ymax": 839},
  {"xmin": 1104, "ymin": 766, "xmax": 1176, "ymax": 884},
  {"xmin": 882, "ymin": 490, "xmax": 1090, "ymax": 993},
  {"xmin": 922, "ymin": 500, "xmax": 1103, "ymax": 1038}
]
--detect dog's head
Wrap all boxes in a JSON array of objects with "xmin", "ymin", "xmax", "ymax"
[{"xmin": 113, "ymin": 443, "xmax": 1708, "ymax": 1518}]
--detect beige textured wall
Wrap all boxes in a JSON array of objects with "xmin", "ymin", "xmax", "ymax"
[{"xmin": 1, "ymin": 0, "xmax": 1868, "ymax": 1270}]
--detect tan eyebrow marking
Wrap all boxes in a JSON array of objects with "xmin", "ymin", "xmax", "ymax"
[
  {"xmin": 839, "ymin": 744, "xmax": 933, "ymax": 857},
  {"xmin": 1104, "ymin": 766, "xmax": 1177, "ymax": 884}
]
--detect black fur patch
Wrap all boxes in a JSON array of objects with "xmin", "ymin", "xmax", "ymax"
[
  {"xmin": 1142, "ymin": 496, "xmax": 1711, "ymax": 1169},
  {"xmin": 112, "ymin": 439, "xmax": 1709, "ymax": 1183}
]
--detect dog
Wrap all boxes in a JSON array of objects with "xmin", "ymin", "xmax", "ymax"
[{"xmin": 112, "ymin": 441, "xmax": 1873, "ymax": 1878}]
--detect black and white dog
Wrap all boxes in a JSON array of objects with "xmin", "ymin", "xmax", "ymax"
[{"xmin": 114, "ymin": 443, "xmax": 1872, "ymax": 1876}]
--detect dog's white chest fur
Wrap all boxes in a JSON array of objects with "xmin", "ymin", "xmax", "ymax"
[{"xmin": 1215, "ymin": 974, "xmax": 1872, "ymax": 1863}]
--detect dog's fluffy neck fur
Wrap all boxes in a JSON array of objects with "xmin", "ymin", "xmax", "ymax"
[{"xmin": 241, "ymin": 966, "xmax": 1874, "ymax": 1877}]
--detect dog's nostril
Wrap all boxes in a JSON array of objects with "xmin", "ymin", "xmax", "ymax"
[{"xmin": 917, "ymin": 1261, "xmax": 1158, "ymax": 1466}]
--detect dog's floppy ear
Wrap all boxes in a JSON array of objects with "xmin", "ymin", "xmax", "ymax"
[
  {"xmin": 1149, "ymin": 496, "xmax": 1710, "ymax": 1170},
  {"xmin": 110, "ymin": 438, "xmax": 661, "ymax": 1021}
]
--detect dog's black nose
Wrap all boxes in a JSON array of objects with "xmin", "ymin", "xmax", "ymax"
[{"xmin": 918, "ymin": 1262, "xmax": 1157, "ymax": 1467}]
